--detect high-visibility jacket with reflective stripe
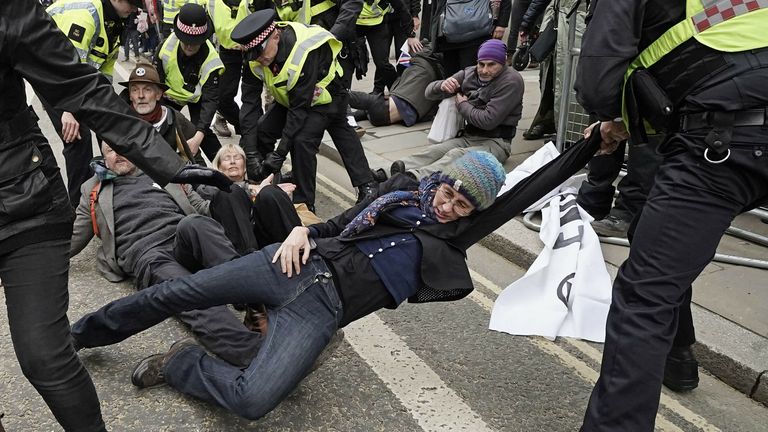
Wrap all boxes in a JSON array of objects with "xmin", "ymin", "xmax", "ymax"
[
  {"xmin": 162, "ymin": 0, "xmax": 184, "ymax": 24},
  {"xmin": 159, "ymin": 34, "xmax": 225, "ymax": 105},
  {"xmin": 622, "ymin": 0, "xmax": 768, "ymax": 124},
  {"xmin": 207, "ymin": 0, "xmax": 250, "ymax": 49},
  {"xmin": 47, "ymin": 0, "xmax": 118, "ymax": 77},
  {"xmin": 275, "ymin": 0, "xmax": 336, "ymax": 25},
  {"xmin": 248, "ymin": 22, "xmax": 342, "ymax": 107},
  {"xmin": 356, "ymin": 0, "xmax": 390, "ymax": 26}
]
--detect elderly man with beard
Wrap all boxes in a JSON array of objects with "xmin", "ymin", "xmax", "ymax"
[
  {"xmin": 388, "ymin": 39, "xmax": 524, "ymax": 180},
  {"xmin": 120, "ymin": 62, "xmax": 201, "ymax": 162}
]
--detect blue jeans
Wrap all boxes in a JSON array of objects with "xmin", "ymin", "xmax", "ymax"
[{"xmin": 72, "ymin": 244, "xmax": 343, "ymax": 420}]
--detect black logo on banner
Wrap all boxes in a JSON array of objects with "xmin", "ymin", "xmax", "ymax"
[{"xmin": 557, "ymin": 273, "xmax": 575, "ymax": 307}]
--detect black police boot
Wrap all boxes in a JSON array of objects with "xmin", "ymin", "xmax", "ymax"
[
  {"xmin": 371, "ymin": 168, "xmax": 388, "ymax": 183},
  {"xmin": 356, "ymin": 181, "xmax": 379, "ymax": 204},
  {"xmin": 663, "ymin": 345, "xmax": 699, "ymax": 392},
  {"xmin": 390, "ymin": 160, "xmax": 406, "ymax": 176}
]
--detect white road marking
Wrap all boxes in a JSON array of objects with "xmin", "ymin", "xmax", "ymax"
[{"xmin": 346, "ymin": 315, "xmax": 496, "ymax": 432}]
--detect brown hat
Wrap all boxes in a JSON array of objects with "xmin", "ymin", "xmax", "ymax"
[{"xmin": 118, "ymin": 62, "xmax": 168, "ymax": 91}]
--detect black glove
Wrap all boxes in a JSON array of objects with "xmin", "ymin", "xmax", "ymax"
[
  {"xmin": 170, "ymin": 165, "xmax": 233, "ymax": 191},
  {"xmin": 246, "ymin": 153, "xmax": 265, "ymax": 181},
  {"xmin": 262, "ymin": 152, "xmax": 286, "ymax": 175}
]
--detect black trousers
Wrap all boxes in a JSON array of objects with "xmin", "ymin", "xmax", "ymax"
[
  {"xmin": 386, "ymin": 14, "xmax": 408, "ymax": 75},
  {"xmin": 582, "ymin": 125, "xmax": 768, "ymax": 431},
  {"xmin": 505, "ymin": 0, "xmax": 532, "ymax": 53},
  {"xmin": 208, "ymin": 184, "xmax": 301, "ymax": 251},
  {"xmin": 135, "ymin": 214, "xmax": 262, "ymax": 368},
  {"xmin": 40, "ymin": 99, "xmax": 94, "ymax": 209},
  {"xmin": 440, "ymin": 41, "xmax": 484, "ymax": 76},
  {"xmin": 219, "ymin": 48, "xmax": 257, "ymax": 134},
  {"xmin": 165, "ymin": 98, "xmax": 222, "ymax": 161},
  {"xmin": 357, "ymin": 22, "xmax": 397, "ymax": 93},
  {"xmin": 257, "ymin": 95, "xmax": 372, "ymax": 208},
  {"xmin": 0, "ymin": 238, "xmax": 105, "ymax": 431}
]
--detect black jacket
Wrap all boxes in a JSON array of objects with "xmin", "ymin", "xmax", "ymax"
[
  {"xmin": 310, "ymin": 130, "xmax": 602, "ymax": 302},
  {"xmin": 0, "ymin": 0, "xmax": 185, "ymax": 253}
]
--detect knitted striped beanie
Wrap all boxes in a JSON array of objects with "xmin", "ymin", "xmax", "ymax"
[{"xmin": 439, "ymin": 151, "xmax": 506, "ymax": 211}]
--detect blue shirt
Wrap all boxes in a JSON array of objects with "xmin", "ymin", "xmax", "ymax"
[{"xmin": 354, "ymin": 206, "xmax": 435, "ymax": 305}]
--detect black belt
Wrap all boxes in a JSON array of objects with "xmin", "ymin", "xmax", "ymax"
[
  {"xmin": 0, "ymin": 106, "xmax": 39, "ymax": 145},
  {"xmin": 680, "ymin": 108, "xmax": 768, "ymax": 131}
]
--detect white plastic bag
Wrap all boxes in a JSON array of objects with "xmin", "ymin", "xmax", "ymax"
[{"xmin": 427, "ymin": 98, "xmax": 463, "ymax": 143}]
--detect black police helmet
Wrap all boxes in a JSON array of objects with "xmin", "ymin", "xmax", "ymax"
[
  {"xmin": 231, "ymin": 9, "xmax": 278, "ymax": 58},
  {"xmin": 173, "ymin": 3, "xmax": 213, "ymax": 46}
]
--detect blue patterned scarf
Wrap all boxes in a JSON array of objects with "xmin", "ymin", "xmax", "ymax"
[{"xmin": 340, "ymin": 172, "xmax": 442, "ymax": 238}]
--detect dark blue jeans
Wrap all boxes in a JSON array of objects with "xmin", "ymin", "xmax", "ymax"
[
  {"xmin": 1, "ymin": 238, "xmax": 105, "ymax": 431},
  {"xmin": 72, "ymin": 244, "xmax": 343, "ymax": 420}
]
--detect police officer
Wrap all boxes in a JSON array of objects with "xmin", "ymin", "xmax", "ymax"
[
  {"xmin": 206, "ymin": 0, "xmax": 271, "ymax": 145},
  {"xmin": 45, "ymin": 0, "xmax": 139, "ymax": 208},
  {"xmin": 355, "ymin": 0, "xmax": 411, "ymax": 94},
  {"xmin": 0, "ymin": 1, "xmax": 230, "ymax": 430},
  {"xmin": 154, "ymin": 3, "xmax": 225, "ymax": 160},
  {"xmin": 160, "ymin": 0, "xmax": 193, "ymax": 38},
  {"xmin": 232, "ymin": 10, "xmax": 377, "ymax": 209},
  {"xmin": 271, "ymin": 0, "xmax": 379, "ymax": 202},
  {"xmin": 574, "ymin": 0, "xmax": 768, "ymax": 430}
]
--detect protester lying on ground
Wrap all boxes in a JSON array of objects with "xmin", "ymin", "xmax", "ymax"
[
  {"xmin": 70, "ymin": 131, "xmax": 607, "ymax": 421},
  {"xmin": 348, "ymin": 41, "xmax": 444, "ymax": 127},
  {"xmin": 386, "ymin": 39, "xmax": 524, "ymax": 181},
  {"xmin": 71, "ymin": 141, "xmax": 262, "ymax": 368},
  {"xmin": 119, "ymin": 62, "xmax": 202, "ymax": 163}
]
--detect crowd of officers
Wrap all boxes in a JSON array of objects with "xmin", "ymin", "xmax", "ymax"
[{"xmin": 43, "ymin": 0, "xmax": 511, "ymax": 214}]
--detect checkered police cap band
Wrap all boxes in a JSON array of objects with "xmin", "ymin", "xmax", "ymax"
[
  {"xmin": 243, "ymin": 22, "xmax": 276, "ymax": 50},
  {"xmin": 177, "ymin": 20, "xmax": 208, "ymax": 35}
]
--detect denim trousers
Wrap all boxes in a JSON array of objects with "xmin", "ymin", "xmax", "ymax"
[
  {"xmin": 581, "ymin": 126, "xmax": 768, "ymax": 431},
  {"xmin": 72, "ymin": 243, "xmax": 343, "ymax": 420},
  {"xmin": 1, "ymin": 238, "xmax": 105, "ymax": 431}
]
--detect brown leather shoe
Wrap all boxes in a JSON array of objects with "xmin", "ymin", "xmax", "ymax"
[
  {"xmin": 131, "ymin": 338, "xmax": 198, "ymax": 388},
  {"xmin": 244, "ymin": 304, "xmax": 269, "ymax": 335}
]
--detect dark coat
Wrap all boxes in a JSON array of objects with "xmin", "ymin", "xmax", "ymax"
[
  {"xmin": 0, "ymin": 0, "xmax": 185, "ymax": 254},
  {"xmin": 310, "ymin": 131, "xmax": 602, "ymax": 303}
]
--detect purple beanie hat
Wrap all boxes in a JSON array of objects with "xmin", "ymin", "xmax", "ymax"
[{"xmin": 477, "ymin": 39, "xmax": 507, "ymax": 65}]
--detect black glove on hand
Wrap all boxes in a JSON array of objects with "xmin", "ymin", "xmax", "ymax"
[
  {"xmin": 171, "ymin": 165, "xmax": 233, "ymax": 191},
  {"xmin": 262, "ymin": 152, "xmax": 286, "ymax": 175}
]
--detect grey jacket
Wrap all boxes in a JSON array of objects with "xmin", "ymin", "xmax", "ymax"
[
  {"xmin": 425, "ymin": 64, "xmax": 524, "ymax": 132},
  {"xmin": 70, "ymin": 172, "xmax": 209, "ymax": 282}
]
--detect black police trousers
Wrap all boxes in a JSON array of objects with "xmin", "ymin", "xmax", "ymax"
[
  {"xmin": 257, "ymin": 94, "xmax": 373, "ymax": 209},
  {"xmin": 357, "ymin": 22, "xmax": 398, "ymax": 94},
  {"xmin": 1, "ymin": 238, "xmax": 106, "ymax": 431},
  {"xmin": 582, "ymin": 125, "xmax": 768, "ymax": 431}
]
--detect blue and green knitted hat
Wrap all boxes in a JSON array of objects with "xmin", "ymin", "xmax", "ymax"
[{"xmin": 438, "ymin": 151, "xmax": 506, "ymax": 211}]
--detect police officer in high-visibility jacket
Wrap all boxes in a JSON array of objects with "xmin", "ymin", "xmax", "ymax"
[
  {"xmin": 45, "ymin": 0, "xmax": 141, "ymax": 208},
  {"xmin": 206, "ymin": 0, "xmax": 271, "ymax": 144},
  {"xmin": 270, "ymin": 0, "xmax": 381, "ymax": 202},
  {"xmin": 575, "ymin": 0, "xmax": 768, "ymax": 430},
  {"xmin": 154, "ymin": 3, "xmax": 225, "ymax": 160},
  {"xmin": 160, "ymin": 0, "xmax": 196, "ymax": 37},
  {"xmin": 355, "ymin": 0, "xmax": 410, "ymax": 94},
  {"xmin": 231, "ymin": 10, "xmax": 376, "ymax": 210}
]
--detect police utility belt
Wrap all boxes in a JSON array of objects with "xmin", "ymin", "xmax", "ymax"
[{"xmin": 625, "ymin": 69, "xmax": 768, "ymax": 164}]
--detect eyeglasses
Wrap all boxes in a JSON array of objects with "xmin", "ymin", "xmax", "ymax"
[
  {"xmin": 436, "ymin": 185, "xmax": 475, "ymax": 217},
  {"xmin": 220, "ymin": 154, "xmax": 244, "ymax": 163}
]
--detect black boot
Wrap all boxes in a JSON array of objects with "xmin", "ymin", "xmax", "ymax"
[
  {"xmin": 356, "ymin": 181, "xmax": 379, "ymax": 204},
  {"xmin": 663, "ymin": 345, "xmax": 699, "ymax": 392}
]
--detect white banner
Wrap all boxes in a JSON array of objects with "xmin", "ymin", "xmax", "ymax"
[{"xmin": 489, "ymin": 143, "xmax": 612, "ymax": 342}]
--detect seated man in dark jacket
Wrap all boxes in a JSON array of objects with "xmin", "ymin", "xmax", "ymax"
[
  {"xmin": 71, "ymin": 141, "xmax": 262, "ymax": 368},
  {"xmin": 70, "ymin": 129, "xmax": 606, "ymax": 421}
]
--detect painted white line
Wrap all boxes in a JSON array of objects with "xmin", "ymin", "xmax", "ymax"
[
  {"xmin": 467, "ymin": 288, "xmax": 684, "ymax": 432},
  {"xmin": 345, "ymin": 315, "xmax": 496, "ymax": 432}
]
